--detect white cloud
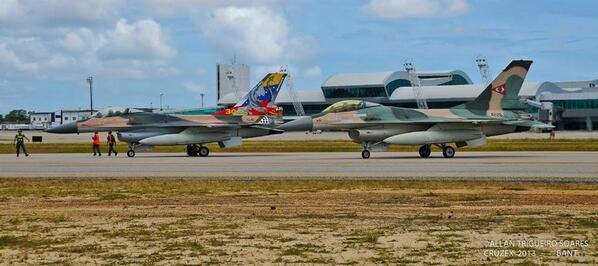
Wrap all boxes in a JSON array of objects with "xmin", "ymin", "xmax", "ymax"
[
  {"xmin": 302, "ymin": 65, "xmax": 322, "ymax": 78},
  {"xmin": 0, "ymin": 18, "xmax": 178, "ymax": 79},
  {"xmin": 288, "ymin": 36, "xmax": 319, "ymax": 65},
  {"xmin": 145, "ymin": 0, "xmax": 280, "ymax": 15},
  {"xmin": 200, "ymin": 6, "xmax": 288, "ymax": 65},
  {"xmin": 0, "ymin": 44, "xmax": 39, "ymax": 73},
  {"xmin": 58, "ymin": 28, "xmax": 100, "ymax": 53},
  {"xmin": 0, "ymin": 0, "xmax": 121, "ymax": 27},
  {"xmin": 200, "ymin": 6, "xmax": 320, "ymax": 68},
  {"xmin": 98, "ymin": 19, "xmax": 176, "ymax": 60},
  {"xmin": 362, "ymin": 0, "xmax": 469, "ymax": 20},
  {"xmin": 0, "ymin": 0, "xmax": 22, "ymax": 22}
]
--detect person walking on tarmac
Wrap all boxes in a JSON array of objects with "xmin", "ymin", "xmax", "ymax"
[
  {"xmin": 107, "ymin": 131, "xmax": 118, "ymax": 156},
  {"xmin": 92, "ymin": 131, "xmax": 102, "ymax": 156},
  {"xmin": 13, "ymin": 129, "xmax": 30, "ymax": 157}
]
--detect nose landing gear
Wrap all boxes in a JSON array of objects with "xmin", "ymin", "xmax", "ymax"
[{"xmin": 127, "ymin": 143, "xmax": 138, "ymax": 157}]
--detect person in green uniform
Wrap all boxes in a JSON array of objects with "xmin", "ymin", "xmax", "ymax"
[{"xmin": 13, "ymin": 129, "xmax": 30, "ymax": 157}]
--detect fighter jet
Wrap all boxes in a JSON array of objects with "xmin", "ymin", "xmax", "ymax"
[
  {"xmin": 278, "ymin": 60, "xmax": 553, "ymax": 159},
  {"xmin": 46, "ymin": 72, "xmax": 288, "ymax": 157}
]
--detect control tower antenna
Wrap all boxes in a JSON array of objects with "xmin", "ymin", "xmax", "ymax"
[
  {"xmin": 476, "ymin": 55, "xmax": 492, "ymax": 85},
  {"xmin": 404, "ymin": 59, "xmax": 428, "ymax": 109}
]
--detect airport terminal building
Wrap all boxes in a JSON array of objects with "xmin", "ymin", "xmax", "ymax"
[{"xmin": 217, "ymin": 64, "xmax": 598, "ymax": 130}]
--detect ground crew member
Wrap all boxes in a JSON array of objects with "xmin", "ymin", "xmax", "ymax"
[
  {"xmin": 13, "ymin": 129, "xmax": 29, "ymax": 157},
  {"xmin": 107, "ymin": 131, "xmax": 118, "ymax": 156},
  {"xmin": 92, "ymin": 131, "xmax": 102, "ymax": 156}
]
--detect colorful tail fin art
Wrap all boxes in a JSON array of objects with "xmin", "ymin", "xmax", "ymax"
[
  {"xmin": 456, "ymin": 60, "xmax": 532, "ymax": 115},
  {"xmin": 214, "ymin": 72, "xmax": 288, "ymax": 116}
]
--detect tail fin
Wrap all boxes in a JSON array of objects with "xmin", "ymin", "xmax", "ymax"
[
  {"xmin": 214, "ymin": 72, "xmax": 288, "ymax": 116},
  {"xmin": 456, "ymin": 60, "xmax": 532, "ymax": 114}
]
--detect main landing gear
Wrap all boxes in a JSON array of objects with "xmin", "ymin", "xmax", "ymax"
[
  {"xmin": 418, "ymin": 144, "xmax": 431, "ymax": 158},
  {"xmin": 186, "ymin": 144, "xmax": 210, "ymax": 157},
  {"xmin": 442, "ymin": 145, "xmax": 455, "ymax": 158},
  {"xmin": 417, "ymin": 144, "xmax": 456, "ymax": 158}
]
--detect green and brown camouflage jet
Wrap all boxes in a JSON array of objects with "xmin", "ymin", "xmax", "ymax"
[
  {"xmin": 279, "ymin": 60, "xmax": 553, "ymax": 159},
  {"xmin": 46, "ymin": 72, "xmax": 288, "ymax": 157}
]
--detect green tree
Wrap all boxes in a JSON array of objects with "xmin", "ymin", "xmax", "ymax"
[
  {"xmin": 4, "ymin": 109, "xmax": 29, "ymax": 123},
  {"xmin": 0, "ymin": 114, "xmax": 3, "ymax": 122}
]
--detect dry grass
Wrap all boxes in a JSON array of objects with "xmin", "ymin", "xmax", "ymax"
[{"xmin": 0, "ymin": 178, "xmax": 597, "ymax": 264}]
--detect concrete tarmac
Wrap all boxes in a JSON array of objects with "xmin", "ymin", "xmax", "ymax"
[
  {"xmin": 2, "ymin": 130, "xmax": 598, "ymax": 143},
  {"xmin": 1, "ymin": 151, "xmax": 597, "ymax": 179}
]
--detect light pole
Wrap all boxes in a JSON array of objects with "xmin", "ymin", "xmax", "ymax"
[
  {"xmin": 86, "ymin": 76, "xmax": 93, "ymax": 115},
  {"xmin": 160, "ymin": 93, "xmax": 164, "ymax": 111},
  {"xmin": 200, "ymin": 93, "xmax": 205, "ymax": 108}
]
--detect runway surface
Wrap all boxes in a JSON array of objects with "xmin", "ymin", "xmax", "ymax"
[{"xmin": 1, "ymin": 151, "xmax": 598, "ymax": 180}]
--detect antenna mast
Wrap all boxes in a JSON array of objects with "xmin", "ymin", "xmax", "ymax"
[
  {"xmin": 476, "ymin": 55, "xmax": 492, "ymax": 85},
  {"xmin": 280, "ymin": 67, "xmax": 305, "ymax": 116},
  {"xmin": 404, "ymin": 59, "xmax": 428, "ymax": 109}
]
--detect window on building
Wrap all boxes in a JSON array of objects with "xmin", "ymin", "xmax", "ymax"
[
  {"xmin": 73, "ymin": 117, "xmax": 76, "ymax": 121},
  {"xmin": 322, "ymin": 87, "xmax": 387, "ymax": 98},
  {"xmin": 65, "ymin": 117, "xmax": 69, "ymax": 120},
  {"xmin": 385, "ymin": 79, "xmax": 412, "ymax": 95},
  {"xmin": 440, "ymin": 74, "xmax": 470, "ymax": 86}
]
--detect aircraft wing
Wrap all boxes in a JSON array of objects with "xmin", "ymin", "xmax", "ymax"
[{"xmin": 329, "ymin": 119, "xmax": 505, "ymax": 128}]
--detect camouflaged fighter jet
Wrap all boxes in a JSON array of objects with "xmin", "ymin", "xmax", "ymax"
[
  {"xmin": 46, "ymin": 72, "xmax": 288, "ymax": 157},
  {"xmin": 278, "ymin": 60, "xmax": 553, "ymax": 159}
]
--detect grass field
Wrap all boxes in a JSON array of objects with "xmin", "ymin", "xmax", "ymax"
[
  {"xmin": 1, "ymin": 138, "xmax": 598, "ymax": 154},
  {"xmin": 0, "ymin": 178, "xmax": 596, "ymax": 264}
]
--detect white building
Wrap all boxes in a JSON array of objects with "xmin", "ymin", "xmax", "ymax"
[
  {"xmin": 29, "ymin": 112, "xmax": 55, "ymax": 129},
  {"xmin": 28, "ymin": 109, "xmax": 95, "ymax": 129},
  {"xmin": 58, "ymin": 110, "xmax": 94, "ymax": 124}
]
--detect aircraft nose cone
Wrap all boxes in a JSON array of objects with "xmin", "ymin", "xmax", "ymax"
[
  {"xmin": 45, "ymin": 122, "xmax": 78, "ymax": 134},
  {"xmin": 277, "ymin": 116, "xmax": 313, "ymax": 131}
]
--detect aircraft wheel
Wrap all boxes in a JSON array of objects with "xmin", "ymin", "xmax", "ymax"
[
  {"xmin": 419, "ymin": 145, "xmax": 431, "ymax": 158},
  {"xmin": 127, "ymin": 150, "xmax": 136, "ymax": 158},
  {"xmin": 442, "ymin": 146, "xmax": 455, "ymax": 158},
  {"xmin": 361, "ymin": 150, "xmax": 371, "ymax": 159},
  {"xmin": 186, "ymin": 145, "xmax": 199, "ymax": 156},
  {"xmin": 198, "ymin": 146, "xmax": 210, "ymax": 157}
]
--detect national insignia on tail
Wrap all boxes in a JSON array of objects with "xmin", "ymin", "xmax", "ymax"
[{"xmin": 492, "ymin": 84, "xmax": 506, "ymax": 95}]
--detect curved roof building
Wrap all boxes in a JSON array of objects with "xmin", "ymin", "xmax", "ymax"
[{"xmin": 320, "ymin": 70, "xmax": 472, "ymax": 100}]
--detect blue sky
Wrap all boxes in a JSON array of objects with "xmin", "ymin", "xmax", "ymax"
[{"xmin": 0, "ymin": 0, "xmax": 597, "ymax": 114}]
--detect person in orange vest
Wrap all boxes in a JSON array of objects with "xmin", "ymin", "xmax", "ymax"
[
  {"xmin": 92, "ymin": 131, "xmax": 102, "ymax": 156},
  {"xmin": 107, "ymin": 131, "xmax": 118, "ymax": 156}
]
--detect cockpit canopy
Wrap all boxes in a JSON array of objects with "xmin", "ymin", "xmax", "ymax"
[
  {"xmin": 93, "ymin": 107, "xmax": 143, "ymax": 118},
  {"xmin": 321, "ymin": 100, "xmax": 380, "ymax": 114}
]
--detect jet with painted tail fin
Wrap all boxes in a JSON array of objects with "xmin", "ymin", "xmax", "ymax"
[
  {"xmin": 46, "ymin": 72, "xmax": 288, "ymax": 157},
  {"xmin": 278, "ymin": 60, "xmax": 553, "ymax": 159}
]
